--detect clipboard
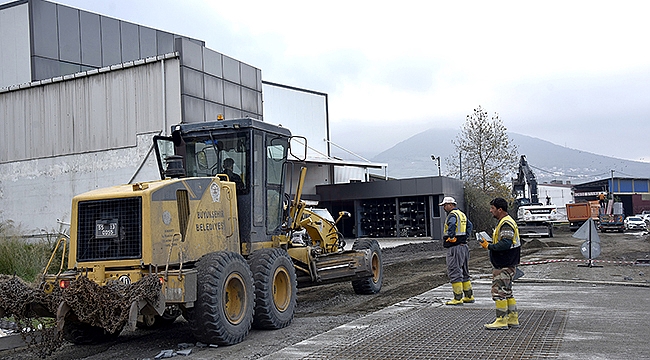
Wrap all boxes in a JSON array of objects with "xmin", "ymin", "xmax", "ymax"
[{"xmin": 476, "ymin": 231, "xmax": 492, "ymax": 243}]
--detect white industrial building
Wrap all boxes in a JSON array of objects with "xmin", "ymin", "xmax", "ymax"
[
  {"xmin": 1, "ymin": 0, "xmax": 464, "ymax": 241},
  {"xmin": 0, "ymin": 0, "xmax": 386, "ymax": 234},
  {"xmin": 537, "ymin": 182, "xmax": 575, "ymax": 221}
]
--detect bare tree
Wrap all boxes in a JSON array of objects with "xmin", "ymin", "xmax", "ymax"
[
  {"xmin": 447, "ymin": 106, "xmax": 518, "ymax": 193},
  {"xmin": 446, "ymin": 106, "xmax": 519, "ymax": 231}
]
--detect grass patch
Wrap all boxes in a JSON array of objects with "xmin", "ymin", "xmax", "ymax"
[{"xmin": 0, "ymin": 221, "xmax": 64, "ymax": 283}]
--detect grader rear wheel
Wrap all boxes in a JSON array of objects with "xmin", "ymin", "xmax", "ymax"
[
  {"xmin": 62, "ymin": 315, "xmax": 121, "ymax": 344},
  {"xmin": 136, "ymin": 307, "xmax": 181, "ymax": 329},
  {"xmin": 137, "ymin": 314, "xmax": 157, "ymax": 329},
  {"xmin": 351, "ymin": 239, "xmax": 383, "ymax": 294},
  {"xmin": 184, "ymin": 251, "xmax": 254, "ymax": 346},
  {"xmin": 248, "ymin": 248, "xmax": 297, "ymax": 329}
]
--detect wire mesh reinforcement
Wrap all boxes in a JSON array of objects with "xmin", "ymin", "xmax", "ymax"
[{"xmin": 299, "ymin": 307, "xmax": 567, "ymax": 360}]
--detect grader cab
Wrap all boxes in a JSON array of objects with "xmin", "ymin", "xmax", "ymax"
[{"xmin": 12, "ymin": 118, "xmax": 382, "ymax": 346}]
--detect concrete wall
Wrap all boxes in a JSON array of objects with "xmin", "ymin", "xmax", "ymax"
[{"xmin": 0, "ymin": 132, "xmax": 160, "ymax": 233}]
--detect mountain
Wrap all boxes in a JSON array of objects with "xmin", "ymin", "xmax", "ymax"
[{"xmin": 369, "ymin": 129, "xmax": 650, "ymax": 184}]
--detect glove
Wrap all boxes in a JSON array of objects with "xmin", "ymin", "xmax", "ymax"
[
  {"xmin": 446, "ymin": 237, "xmax": 457, "ymax": 243},
  {"xmin": 479, "ymin": 239, "xmax": 489, "ymax": 249}
]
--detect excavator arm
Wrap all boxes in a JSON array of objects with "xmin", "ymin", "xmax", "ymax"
[{"xmin": 512, "ymin": 155, "xmax": 539, "ymax": 204}]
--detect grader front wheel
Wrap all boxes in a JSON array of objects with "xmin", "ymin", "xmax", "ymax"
[{"xmin": 185, "ymin": 251, "xmax": 254, "ymax": 346}]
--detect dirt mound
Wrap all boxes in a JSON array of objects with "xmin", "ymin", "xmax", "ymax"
[
  {"xmin": 546, "ymin": 241, "xmax": 575, "ymax": 247},
  {"xmin": 383, "ymin": 241, "xmax": 442, "ymax": 255},
  {"xmin": 523, "ymin": 239, "xmax": 548, "ymax": 248}
]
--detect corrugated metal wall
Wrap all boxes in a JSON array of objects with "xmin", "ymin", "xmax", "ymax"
[
  {"xmin": 0, "ymin": 56, "xmax": 181, "ymax": 231},
  {"xmin": 0, "ymin": 57, "xmax": 181, "ymax": 163}
]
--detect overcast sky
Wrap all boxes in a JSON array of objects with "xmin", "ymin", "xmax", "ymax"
[{"xmin": 53, "ymin": 0, "xmax": 650, "ymax": 162}]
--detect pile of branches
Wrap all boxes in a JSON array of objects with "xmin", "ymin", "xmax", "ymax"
[{"xmin": 0, "ymin": 274, "xmax": 161, "ymax": 357}]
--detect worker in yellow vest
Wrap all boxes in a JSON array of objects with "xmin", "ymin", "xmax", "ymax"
[
  {"xmin": 479, "ymin": 197, "xmax": 521, "ymax": 330},
  {"xmin": 439, "ymin": 196, "xmax": 474, "ymax": 305}
]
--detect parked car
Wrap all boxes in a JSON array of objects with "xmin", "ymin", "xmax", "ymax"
[
  {"xmin": 639, "ymin": 213, "xmax": 650, "ymax": 225},
  {"xmin": 624, "ymin": 216, "xmax": 647, "ymax": 231}
]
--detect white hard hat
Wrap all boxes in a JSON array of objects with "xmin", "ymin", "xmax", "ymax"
[{"xmin": 438, "ymin": 196, "xmax": 457, "ymax": 206}]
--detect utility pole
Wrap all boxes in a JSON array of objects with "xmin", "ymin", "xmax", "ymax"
[
  {"xmin": 610, "ymin": 170, "xmax": 614, "ymax": 200},
  {"xmin": 430, "ymin": 155, "xmax": 441, "ymax": 177},
  {"xmin": 459, "ymin": 152, "xmax": 462, "ymax": 180}
]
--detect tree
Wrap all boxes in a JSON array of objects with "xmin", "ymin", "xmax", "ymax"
[
  {"xmin": 447, "ymin": 106, "xmax": 519, "ymax": 232},
  {"xmin": 448, "ymin": 106, "xmax": 518, "ymax": 192}
]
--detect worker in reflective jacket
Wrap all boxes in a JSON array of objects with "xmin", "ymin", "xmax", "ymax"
[
  {"xmin": 440, "ymin": 196, "xmax": 474, "ymax": 305},
  {"xmin": 479, "ymin": 197, "xmax": 521, "ymax": 330}
]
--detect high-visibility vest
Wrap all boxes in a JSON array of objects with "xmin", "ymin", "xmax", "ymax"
[
  {"xmin": 492, "ymin": 215, "xmax": 521, "ymax": 248},
  {"xmin": 444, "ymin": 209, "xmax": 467, "ymax": 236}
]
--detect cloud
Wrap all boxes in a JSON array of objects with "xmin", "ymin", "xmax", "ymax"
[{"xmin": 52, "ymin": 0, "xmax": 650, "ymax": 163}]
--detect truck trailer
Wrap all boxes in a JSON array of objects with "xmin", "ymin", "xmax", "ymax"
[{"xmin": 566, "ymin": 201, "xmax": 600, "ymax": 231}]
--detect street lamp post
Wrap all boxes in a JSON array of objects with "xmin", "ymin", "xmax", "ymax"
[{"xmin": 430, "ymin": 155, "xmax": 441, "ymax": 176}]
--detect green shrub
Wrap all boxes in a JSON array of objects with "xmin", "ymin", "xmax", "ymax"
[
  {"xmin": 464, "ymin": 182, "xmax": 514, "ymax": 235},
  {"xmin": 0, "ymin": 221, "xmax": 62, "ymax": 283}
]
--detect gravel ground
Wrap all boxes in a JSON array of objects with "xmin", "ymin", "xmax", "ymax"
[{"xmin": 2, "ymin": 228, "xmax": 649, "ymax": 359}]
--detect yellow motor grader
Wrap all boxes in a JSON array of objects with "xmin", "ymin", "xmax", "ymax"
[{"xmin": 19, "ymin": 118, "xmax": 382, "ymax": 346}]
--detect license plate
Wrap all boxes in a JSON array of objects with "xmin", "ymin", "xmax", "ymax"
[{"xmin": 95, "ymin": 219, "xmax": 119, "ymax": 239}]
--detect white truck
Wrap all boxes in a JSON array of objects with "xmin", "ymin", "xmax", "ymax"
[{"xmin": 516, "ymin": 202, "xmax": 561, "ymax": 237}]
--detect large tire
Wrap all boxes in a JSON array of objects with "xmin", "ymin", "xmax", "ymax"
[
  {"xmin": 185, "ymin": 251, "xmax": 254, "ymax": 346},
  {"xmin": 351, "ymin": 239, "xmax": 383, "ymax": 295},
  {"xmin": 248, "ymin": 248, "xmax": 297, "ymax": 330}
]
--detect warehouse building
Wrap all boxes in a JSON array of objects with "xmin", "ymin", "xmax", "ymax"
[
  {"xmin": 573, "ymin": 177, "xmax": 650, "ymax": 216},
  {"xmin": 0, "ymin": 0, "xmax": 459, "ymax": 240}
]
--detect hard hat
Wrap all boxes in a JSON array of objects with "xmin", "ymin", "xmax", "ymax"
[{"xmin": 439, "ymin": 196, "xmax": 457, "ymax": 206}]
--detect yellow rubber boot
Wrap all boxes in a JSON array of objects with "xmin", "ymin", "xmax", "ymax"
[
  {"xmin": 461, "ymin": 281, "xmax": 475, "ymax": 303},
  {"xmin": 507, "ymin": 297, "xmax": 519, "ymax": 327},
  {"xmin": 446, "ymin": 282, "xmax": 464, "ymax": 305},
  {"xmin": 484, "ymin": 299, "xmax": 509, "ymax": 330}
]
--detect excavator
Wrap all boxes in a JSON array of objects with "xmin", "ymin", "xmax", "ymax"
[{"xmin": 512, "ymin": 155, "xmax": 559, "ymax": 237}]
